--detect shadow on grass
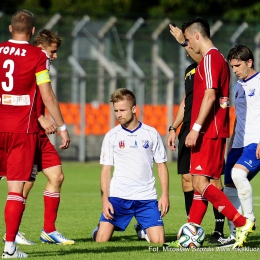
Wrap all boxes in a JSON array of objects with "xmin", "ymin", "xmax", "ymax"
[
  {"xmin": 203, "ymin": 232, "xmax": 259, "ymax": 248},
  {"xmin": 75, "ymin": 234, "xmax": 154, "ymax": 243},
  {"xmin": 29, "ymin": 244, "xmax": 151, "ymax": 257},
  {"xmin": 165, "ymin": 234, "xmax": 177, "ymax": 242}
]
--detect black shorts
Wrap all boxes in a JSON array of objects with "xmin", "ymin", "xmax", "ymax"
[{"xmin": 177, "ymin": 122, "xmax": 191, "ymax": 174}]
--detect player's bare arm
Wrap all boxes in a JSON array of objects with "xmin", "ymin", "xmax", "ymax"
[
  {"xmin": 167, "ymin": 94, "xmax": 185, "ymax": 151},
  {"xmin": 100, "ymin": 165, "xmax": 114, "ymax": 220},
  {"xmin": 156, "ymin": 162, "xmax": 170, "ymax": 217},
  {"xmin": 185, "ymin": 88, "xmax": 216, "ymax": 147},
  {"xmin": 38, "ymin": 82, "xmax": 64, "ymax": 126},
  {"xmin": 38, "ymin": 82, "xmax": 70, "ymax": 149},
  {"xmin": 38, "ymin": 115, "xmax": 58, "ymax": 135}
]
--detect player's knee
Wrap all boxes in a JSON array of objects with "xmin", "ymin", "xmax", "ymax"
[
  {"xmin": 210, "ymin": 178, "xmax": 223, "ymax": 190},
  {"xmin": 182, "ymin": 174, "xmax": 192, "ymax": 183},
  {"xmin": 58, "ymin": 172, "xmax": 65, "ymax": 183},
  {"xmin": 146, "ymin": 227, "xmax": 165, "ymax": 244},
  {"xmin": 91, "ymin": 227, "xmax": 108, "ymax": 242},
  {"xmin": 182, "ymin": 174, "xmax": 193, "ymax": 192},
  {"xmin": 231, "ymin": 168, "xmax": 247, "ymax": 184},
  {"xmin": 94, "ymin": 230, "xmax": 111, "ymax": 242},
  {"xmin": 148, "ymin": 234, "xmax": 165, "ymax": 244},
  {"xmin": 92, "ymin": 223, "xmax": 114, "ymax": 242},
  {"xmin": 51, "ymin": 172, "xmax": 64, "ymax": 185},
  {"xmin": 192, "ymin": 176, "xmax": 208, "ymax": 194},
  {"xmin": 231, "ymin": 168, "xmax": 251, "ymax": 197},
  {"xmin": 192, "ymin": 182, "xmax": 201, "ymax": 193}
]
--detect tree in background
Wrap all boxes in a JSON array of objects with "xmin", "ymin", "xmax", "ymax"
[
  {"xmin": 1, "ymin": 0, "xmax": 260, "ymax": 22},
  {"xmin": 149, "ymin": 0, "xmax": 260, "ymax": 22},
  {"xmin": 40, "ymin": 0, "xmax": 51, "ymax": 13},
  {"xmin": 0, "ymin": 0, "xmax": 26, "ymax": 14}
]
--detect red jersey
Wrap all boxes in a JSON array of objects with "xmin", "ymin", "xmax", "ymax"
[
  {"xmin": 191, "ymin": 48, "xmax": 230, "ymax": 138},
  {"xmin": 0, "ymin": 40, "xmax": 50, "ymax": 133}
]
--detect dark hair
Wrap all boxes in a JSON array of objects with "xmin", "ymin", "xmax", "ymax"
[
  {"xmin": 182, "ymin": 17, "xmax": 210, "ymax": 38},
  {"xmin": 227, "ymin": 45, "xmax": 254, "ymax": 68},
  {"xmin": 33, "ymin": 29, "xmax": 62, "ymax": 48},
  {"xmin": 11, "ymin": 9, "xmax": 34, "ymax": 34},
  {"xmin": 110, "ymin": 88, "xmax": 136, "ymax": 107}
]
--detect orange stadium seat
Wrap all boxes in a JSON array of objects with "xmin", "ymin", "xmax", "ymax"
[
  {"xmin": 86, "ymin": 113, "xmax": 96, "ymax": 126},
  {"xmin": 95, "ymin": 114, "xmax": 108, "ymax": 126},
  {"xmin": 143, "ymin": 104, "xmax": 153, "ymax": 116},
  {"xmin": 151, "ymin": 105, "xmax": 160, "ymax": 117},
  {"xmin": 68, "ymin": 103, "xmax": 236, "ymax": 136},
  {"xmin": 72, "ymin": 102, "xmax": 111, "ymax": 135},
  {"xmin": 69, "ymin": 103, "xmax": 80, "ymax": 124},
  {"xmin": 99, "ymin": 103, "xmax": 110, "ymax": 117},
  {"xmin": 156, "ymin": 125, "xmax": 167, "ymax": 136},
  {"xmin": 229, "ymin": 106, "xmax": 236, "ymax": 136}
]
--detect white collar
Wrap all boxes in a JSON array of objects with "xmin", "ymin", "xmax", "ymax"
[{"xmin": 8, "ymin": 39, "xmax": 29, "ymax": 44}]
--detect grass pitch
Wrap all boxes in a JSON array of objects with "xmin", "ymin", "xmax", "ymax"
[{"xmin": 0, "ymin": 161, "xmax": 260, "ymax": 259}]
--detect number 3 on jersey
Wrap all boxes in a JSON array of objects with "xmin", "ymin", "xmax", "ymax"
[{"xmin": 2, "ymin": 59, "xmax": 14, "ymax": 92}]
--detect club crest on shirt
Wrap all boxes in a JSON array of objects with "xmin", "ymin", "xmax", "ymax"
[
  {"xmin": 119, "ymin": 141, "xmax": 125, "ymax": 149},
  {"xmin": 248, "ymin": 89, "xmax": 255, "ymax": 97},
  {"xmin": 142, "ymin": 140, "xmax": 149, "ymax": 148},
  {"xmin": 219, "ymin": 97, "xmax": 229, "ymax": 109}
]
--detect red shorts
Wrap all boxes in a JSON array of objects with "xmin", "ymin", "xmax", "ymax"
[
  {"xmin": 36, "ymin": 132, "xmax": 61, "ymax": 173},
  {"xmin": 190, "ymin": 136, "xmax": 226, "ymax": 179},
  {"xmin": 0, "ymin": 132, "xmax": 37, "ymax": 181}
]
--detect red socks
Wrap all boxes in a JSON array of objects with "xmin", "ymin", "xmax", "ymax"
[
  {"xmin": 43, "ymin": 190, "xmax": 60, "ymax": 233},
  {"xmin": 188, "ymin": 191, "xmax": 208, "ymax": 224},
  {"xmin": 203, "ymin": 184, "xmax": 246, "ymax": 227},
  {"xmin": 5, "ymin": 192, "xmax": 24, "ymax": 241}
]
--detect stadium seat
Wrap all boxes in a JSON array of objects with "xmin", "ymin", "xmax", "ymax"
[{"xmin": 229, "ymin": 106, "xmax": 235, "ymax": 135}]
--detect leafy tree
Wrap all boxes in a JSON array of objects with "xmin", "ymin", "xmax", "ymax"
[
  {"xmin": 1, "ymin": 0, "xmax": 260, "ymax": 21},
  {"xmin": 0, "ymin": 0, "xmax": 26, "ymax": 14},
  {"xmin": 148, "ymin": 0, "xmax": 260, "ymax": 22}
]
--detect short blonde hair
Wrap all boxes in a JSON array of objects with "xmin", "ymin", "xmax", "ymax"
[
  {"xmin": 110, "ymin": 88, "xmax": 136, "ymax": 107},
  {"xmin": 33, "ymin": 29, "xmax": 62, "ymax": 48}
]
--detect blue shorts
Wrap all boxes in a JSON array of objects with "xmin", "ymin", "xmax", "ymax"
[
  {"xmin": 99, "ymin": 197, "xmax": 163, "ymax": 231},
  {"xmin": 224, "ymin": 143, "xmax": 260, "ymax": 185}
]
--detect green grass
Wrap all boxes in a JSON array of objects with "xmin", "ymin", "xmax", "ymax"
[{"xmin": 0, "ymin": 161, "xmax": 260, "ymax": 259}]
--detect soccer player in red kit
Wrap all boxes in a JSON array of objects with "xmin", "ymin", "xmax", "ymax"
[
  {"xmin": 0, "ymin": 10, "xmax": 69, "ymax": 258},
  {"xmin": 2, "ymin": 29, "xmax": 74, "ymax": 246},
  {"xmin": 24, "ymin": 29, "xmax": 74, "ymax": 245},
  {"xmin": 164, "ymin": 17, "xmax": 254, "ymax": 250},
  {"xmin": 33, "ymin": 29, "xmax": 75, "ymax": 245}
]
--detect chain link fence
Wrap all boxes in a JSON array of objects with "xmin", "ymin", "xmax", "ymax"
[{"xmin": 1, "ymin": 14, "xmax": 260, "ymax": 161}]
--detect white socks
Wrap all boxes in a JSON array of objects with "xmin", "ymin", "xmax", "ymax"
[
  {"xmin": 4, "ymin": 241, "xmax": 16, "ymax": 254},
  {"xmin": 224, "ymin": 186, "xmax": 242, "ymax": 239},
  {"xmin": 231, "ymin": 168, "xmax": 255, "ymax": 221}
]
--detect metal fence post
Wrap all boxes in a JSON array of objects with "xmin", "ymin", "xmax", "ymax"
[
  {"xmin": 68, "ymin": 56, "xmax": 87, "ymax": 162},
  {"xmin": 126, "ymin": 18, "xmax": 145, "ymax": 121}
]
